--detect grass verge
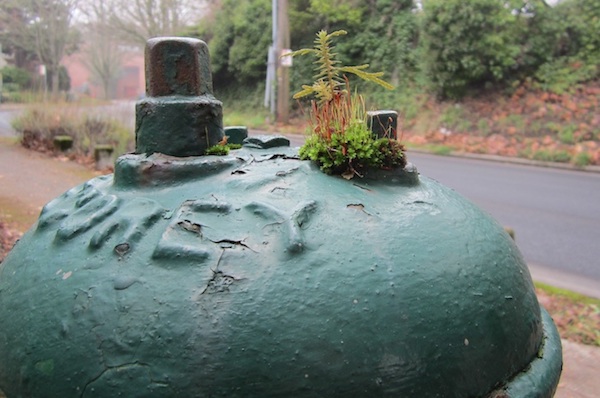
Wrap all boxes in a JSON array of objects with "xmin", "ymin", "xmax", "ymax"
[{"xmin": 535, "ymin": 282, "xmax": 600, "ymax": 346}]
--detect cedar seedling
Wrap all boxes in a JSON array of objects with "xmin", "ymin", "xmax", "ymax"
[
  {"xmin": 289, "ymin": 30, "xmax": 405, "ymax": 177},
  {"xmin": 289, "ymin": 30, "xmax": 393, "ymax": 104}
]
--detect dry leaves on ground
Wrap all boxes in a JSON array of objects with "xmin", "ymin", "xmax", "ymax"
[
  {"xmin": 536, "ymin": 286, "xmax": 600, "ymax": 347},
  {"xmin": 0, "ymin": 221, "xmax": 21, "ymax": 262}
]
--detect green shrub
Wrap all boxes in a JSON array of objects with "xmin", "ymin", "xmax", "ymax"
[
  {"xmin": 534, "ymin": 57, "xmax": 599, "ymax": 94},
  {"xmin": 477, "ymin": 119, "xmax": 491, "ymax": 137},
  {"xmin": 532, "ymin": 0, "xmax": 600, "ymax": 92},
  {"xmin": 558, "ymin": 124, "xmax": 577, "ymax": 144},
  {"xmin": 555, "ymin": 0, "xmax": 600, "ymax": 65},
  {"xmin": 206, "ymin": 0, "xmax": 272, "ymax": 88},
  {"xmin": 573, "ymin": 152, "xmax": 592, "ymax": 167},
  {"xmin": 1, "ymin": 66, "xmax": 31, "ymax": 89},
  {"xmin": 532, "ymin": 149, "xmax": 571, "ymax": 163},
  {"xmin": 420, "ymin": 0, "xmax": 521, "ymax": 98}
]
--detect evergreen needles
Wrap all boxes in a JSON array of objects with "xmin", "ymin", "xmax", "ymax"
[
  {"xmin": 289, "ymin": 30, "xmax": 405, "ymax": 178},
  {"xmin": 289, "ymin": 30, "xmax": 394, "ymax": 103}
]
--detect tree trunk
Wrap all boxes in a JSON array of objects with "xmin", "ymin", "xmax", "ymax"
[
  {"xmin": 102, "ymin": 78, "xmax": 111, "ymax": 100},
  {"xmin": 51, "ymin": 66, "xmax": 60, "ymax": 95}
]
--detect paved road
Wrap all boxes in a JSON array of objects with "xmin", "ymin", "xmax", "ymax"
[
  {"xmin": 285, "ymin": 134, "xmax": 600, "ymax": 297},
  {"xmin": 0, "ymin": 108, "xmax": 20, "ymax": 137}
]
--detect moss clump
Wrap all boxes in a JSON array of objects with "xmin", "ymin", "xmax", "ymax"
[{"xmin": 289, "ymin": 30, "xmax": 405, "ymax": 178}]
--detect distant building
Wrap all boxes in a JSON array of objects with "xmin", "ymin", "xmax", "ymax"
[{"xmin": 63, "ymin": 48, "xmax": 145, "ymax": 100}]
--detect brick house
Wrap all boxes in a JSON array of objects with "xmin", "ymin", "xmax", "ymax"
[{"xmin": 63, "ymin": 48, "xmax": 145, "ymax": 100}]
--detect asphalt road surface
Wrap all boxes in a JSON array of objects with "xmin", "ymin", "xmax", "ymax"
[
  {"xmin": 285, "ymin": 134, "xmax": 600, "ymax": 297},
  {"xmin": 0, "ymin": 108, "xmax": 19, "ymax": 137}
]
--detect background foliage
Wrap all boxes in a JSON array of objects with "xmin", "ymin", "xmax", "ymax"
[
  {"xmin": 188, "ymin": 0, "xmax": 598, "ymax": 100},
  {"xmin": 186, "ymin": 0, "xmax": 599, "ymax": 167},
  {"xmin": 1, "ymin": 0, "xmax": 597, "ymax": 100}
]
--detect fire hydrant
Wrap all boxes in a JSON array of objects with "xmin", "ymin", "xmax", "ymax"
[{"xmin": 0, "ymin": 37, "xmax": 561, "ymax": 397}]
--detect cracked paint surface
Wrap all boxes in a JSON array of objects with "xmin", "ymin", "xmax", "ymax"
[{"xmin": 0, "ymin": 144, "xmax": 561, "ymax": 397}]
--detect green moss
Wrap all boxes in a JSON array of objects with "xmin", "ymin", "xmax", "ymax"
[
  {"xmin": 299, "ymin": 122, "xmax": 405, "ymax": 176},
  {"xmin": 205, "ymin": 145, "xmax": 230, "ymax": 156},
  {"xmin": 290, "ymin": 30, "xmax": 404, "ymax": 178},
  {"xmin": 34, "ymin": 359, "xmax": 54, "ymax": 376}
]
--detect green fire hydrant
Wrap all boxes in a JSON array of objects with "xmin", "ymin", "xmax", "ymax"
[{"xmin": 0, "ymin": 38, "xmax": 561, "ymax": 397}]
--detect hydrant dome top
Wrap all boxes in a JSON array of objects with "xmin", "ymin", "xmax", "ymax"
[{"xmin": 0, "ymin": 148, "xmax": 561, "ymax": 397}]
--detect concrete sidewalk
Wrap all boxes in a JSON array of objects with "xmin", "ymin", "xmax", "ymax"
[
  {"xmin": 557, "ymin": 340, "xmax": 600, "ymax": 398},
  {"xmin": 0, "ymin": 138, "xmax": 599, "ymax": 397}
]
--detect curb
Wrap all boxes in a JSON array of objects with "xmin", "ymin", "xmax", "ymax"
[
  {"xmin": 248, "ymin": 129, "xmax": 600, "ymax": 174},
  {"xmin": 406, "ymin": 148, "xmax": 600, "ymax": 174}
]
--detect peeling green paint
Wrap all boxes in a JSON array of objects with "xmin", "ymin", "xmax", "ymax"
[{"xmin": 0, "ymin": 143, "xmax": 561, "ymax": 397}]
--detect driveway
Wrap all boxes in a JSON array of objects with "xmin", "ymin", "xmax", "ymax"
[{"xmin": 0, "ymin": 138, "xmax": 96, "ymax": 231}]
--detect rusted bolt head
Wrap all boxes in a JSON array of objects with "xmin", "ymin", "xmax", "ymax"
[{"xmin": 145, "ymin": 37, "xmax": 213, "ymax": 97}]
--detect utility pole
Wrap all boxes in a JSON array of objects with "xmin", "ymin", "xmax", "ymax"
[
  {"xmin": 0, "ymin": 44, "xmax": 4, "ymax": 103},
  {"xmin": 276, "ymin": 0, "xmax": 290, "ymax": 124},
  {"xmin": 265, "ymin": 0, "xmax": 277, "ymax": 117}
]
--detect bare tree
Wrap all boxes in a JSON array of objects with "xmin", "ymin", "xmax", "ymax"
[
  {"xmin": 102, "ymin": 0, "xmax": 211, "ymax": 46},
  {"xmin": 0, "ymin": 0, "xmax": 79, "ymax": 95},
  {"xmin": 78, "ymin": 0, "xmax": 123, "ymax": 99}
]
